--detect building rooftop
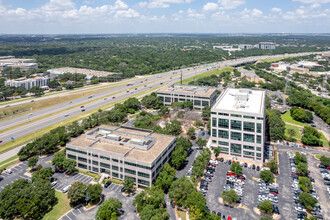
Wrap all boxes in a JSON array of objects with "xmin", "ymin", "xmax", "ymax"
[
  {"xmin": 47, "ymin": 67, "xmax": 119, "ymax": 77},
  {"xmin": 67, "ymin": 125, "xmax": 175, "ymax": 164},
  {"xmin": 259, "ymin": 42, "xmax": 275, "ymax": 44},
  {"xmin": 158, "ymin": 84, "xmax": 217, "ymax": 97},
  {"xmin": 0, "ymin": 58, "xmax": 36, "ymax": 64},
  {"xmin": 213, "ymin": 88, "xmax": 265, "ymax": 115}
]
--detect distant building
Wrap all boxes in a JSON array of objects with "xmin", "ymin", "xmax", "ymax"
[
  {"xmin": 270, "ymin": 62, "xmax": 289, "ymax": 72},
  {"xmin": 238, "ymin": 68, "xmax": 262, "ymax": 83},
  {"xmin": 258, "ymin": 42, "xmax": 276, "ymax": 50},
  {"xmin": 238, "ymin": 44, "xmax": 255, "ymax": 50},
  {"xmin": 213, "ymin": 45, "xmax": 241, "ymax": 52},
  {"xmin": 5, "ymin": 76, "xmax": 49, "ymax": 90},
  {"xmin": 209, "ymin": 88, "xmax": 266, "ymax": 164},
  {"xmin": 297, "ymin": 61, "xmax": 323, "ymax": 70},
  {"xmin": 47, "ymin": 67, "xmax": 118, "ymax": 78},
  {"xmin": 322, "ymin": 52, "xmax": 330, "ymax": 61},
  {"xmin": 157, "ymin": 84, "xmax": 218, "ymax": 110},
  {"xmin": 288, "ymin": 64, "xmax": 310, "ymax": 74},
  {"xmin": 66, "ymin": 125, "xmax": 176, "ymax": 188},
  {"xmin": 0, "ymin": 58, "xmax": 38, "ymax": 71}
]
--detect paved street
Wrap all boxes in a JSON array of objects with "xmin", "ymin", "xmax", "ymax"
[{"xmin": 176, "ymin": 146, "xmax": 200, "ymax": 179}]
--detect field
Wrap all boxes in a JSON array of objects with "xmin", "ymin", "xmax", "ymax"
[
  {"xmin": 176, "ymin": 67, "xmax": 233, "ymax": 85},
  {"xmin": 281, "ymin": 111, "xmax": 308, "ymax": 127},
  {"xmin": 285, "ymin": 124, "xmax": 301, "ymax": 140},
  {"xmin": 43, "ymin": 191, "xmax": 71, "ymax": 220},
  {"xmin": 260, "ymin": 57, "xmax": 295, "ymax": 62}
]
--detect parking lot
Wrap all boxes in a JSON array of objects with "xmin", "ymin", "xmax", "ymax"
[
  {"xmin": 52, "ymin": 172, "xmax": 94, "ymax": 192},
  {"xmin": 0, "ymin": 162, "xmax": 31, "ymax": 191}
]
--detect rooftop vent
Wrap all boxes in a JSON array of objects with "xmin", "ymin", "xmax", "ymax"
[
  {"xmin": 239, "ymin": 89, "xmax": 252, "ymax": 94},
  {"xmin": 106, "ymin": 134, "xmax": 121, "ymax": 141},
  {"xmin": 235, "ymin": 94, "xmax": 249, "ymax": 101},
  {"xmin": 130, "ymin": 138, "xmax": 145, "ymax": 146},
  {"xmin": 98, "ymin": 130, "xmax": 111, "ymax": 136}
]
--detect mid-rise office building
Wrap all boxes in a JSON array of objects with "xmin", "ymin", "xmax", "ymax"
[
  {"xmin": 66, "ymin": 125, "xmax": 176, "ymax": 188},
  {"xmin": 258, "ymin": 42, "xmax": 276, "ymax": 50},
  {"xmin": 5, "ymin": 76, "xmax": 50, "ymax": 90},
  {"xmin": 209, "ymin": 88, "xmax": 266, "ymax": 164},
  {"xmin": 157, "ymin": 84, "xmax": 218, "ymax": 110},
  {"xmin": 0, "ymin": 58, "xmax": 38, "ymax": 71}
]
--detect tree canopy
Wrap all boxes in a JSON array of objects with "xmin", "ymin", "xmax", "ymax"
[
  {"xmin": 222, "ymin": 190, "xmax": 239, "ymax": 204},
  {"xmin": 95, "ymin": 198, "xmax": 122, "ymax": 220},
  {"xmin": 260, "ymin": 170, "xmax": 274, "ymax": 183},
  {"xmin": 258, "ymin": 200, "xmax": 273, "ymax": 214}
]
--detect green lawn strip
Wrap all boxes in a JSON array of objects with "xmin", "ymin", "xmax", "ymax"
[
  {"xmin": 0, "ymin": 155, "xmax": 18, "ymax": 166},
  {"xmin": 102, "ymin": 178, "xmax": 123, "ymax": 185},
  {"xmin": 281, "ymin": 111, "xmax": 308, "ymax": 127},
  {"xmin": 285, "ymin": 124, "xmax": 302, "ymax": 139},
  {"xmin": 175, "ymin": 67, "xmax": 234, "ymax": 85},
  {"xmin": 315, "ymin": 155, "xmax": 322, "ymax": 160},
  {"xmin": 0, "ymin": 86, "xmax": 161, "ymax": 154},
  {"xmin": 43, "ymin": 191, "xmax": 71, "ymax": 220},
  {"xmin": 78, "ymin": 169, "xmax": 100, "ymax": 182},
  {"xmin": 260, "ymin": 57, "xmax": 296, "ymax": 62},
  {"xmin": 0, "ymin": 161, "xmax": 16, "ymax": 170}
]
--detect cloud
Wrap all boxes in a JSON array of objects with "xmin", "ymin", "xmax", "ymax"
[
  {"xmin": 202, "ymin": 2, "xmax": 218, "ymax": 12},
  {"xmin": 115, "ymin": 8, "xmax": 139, "ymax": 18},
  {"xmin": 218, "ymin": 0, "xmax": 245, "ymax": 10},
  {"xmin": 187, "ymin": 8, "xmax": 205, "ymax": 19},
  {"xmin": 293, "ymin": 0, "xmax": 330, "ymax": 3},
  {"xmin": 271, "ymin": 7, "xmax": 282, "ymax": 13},
  {"xmin": 141, "ymin": 0, "xmax": 193, "ymax": 9}
]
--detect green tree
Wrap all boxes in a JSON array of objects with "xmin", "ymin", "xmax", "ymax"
[
  {"xmin": 194, "ymin": 120, "xmax": 204, "ymax": 127},
  {"xmin": 52, "ymin": 150, "xmax": 66, "ymax": 169},
  {"xmin": 177, "ymin": 111, "xmax": 184, "ymax": 118},
  {"xmin": 267, "ymin": 159, "xmax": 278, "ymax": 173},
  {"xmin": 189, "ymin": 206, "xmax": 204, "ymax": 220},
  {"xmin": 176, "ymin": 137, "xmax": 193, "ymax": 151},
  {"xmin": 213, "ymin": 147, "xmax": 220, "ymax": 158},
  {"xmin": 287, "ymin": 128, "xmax": 297, "ymax": 139},
  {"xmin": 258, "ymin": 200, "xmax": 273, "ymax": 214},
  {"xmin": 294, "ymin": 152, "xmax": 307, "ymax": 165},
  {"xmin": 123, "ymin": 97, "xmax": 140, "ymax": 111},
  {"xmin": 155, "ymin": 163, "xmax": 176, "ymax": 191},
  {"xmin": 28, "ymin": 156, "xmax": 38, "ymax": 170},
  {"xmin": 196, "ymin": 137, "xmax": 207, "ymax": 148},
  {"xmin": 139, "ymin": 205, "xmax": 169, "ymax": 220},
  {"xmin": 299, "ymin": 192, "xmax": 318, "ymax": 211},
  {"xmin": 202, "ymin": 106, "xmax": 211, "ymax": 120},
  {"xmin": 30, "ymin": 86, "xmax": 44, "ymax": 96},
  {"xmin": 169, "ymin": 176, "xmax": 194, "ymax": 207},
  {"xmin": 123, "ymin": 177, "xmax": 135, "ymax": 193},
  {"xmin": 32, "ymin": 167, "xmax": 54, "ymax": 182},
  {"xmin": 187, "ymin": 127, "xmax": 195, "ymax": 138},
  {"xmin": 62, "ymin": 158, "xmax": 77, "ymax": 174},
  {"xmin": 320, "ymin": 155, "xmax": 330, "ymax": 166},
  {"xmin": 48, "ymin": 79, "xmax": 60, "ymax": 89},
  {"xmin": 185, "ymin": 191, "xmax": 207, "ymax": 212},
  {"xmin": 165, "ymin": 120, "xmax": 182, "ymax": 135},
  {"xmin": 87, "ymin": 184, "xmax": 102, "ymax": 205},
  {"xmin": 170, "ymin": 146, "xmax": 187, "ymax": 168},
  {"xmin": 222, "ymin": 190, "xmax": 239, "ymax": 204},
  {"xmin": 95, "ymin": 198, "xmax": 122, "ymax": 220},
  {"xmin": 266, "ymin": 109, "xmax": 285, "ymax": 141},
  {"xmin": 298, "ymin": 177, "xmax": 312, "ymax": 193},
  {"xmin": 296, "ymin": 162, "xmax": 308, "ymax": 176},
  {"xmin": 260, "ymin": 170, "xmax": 274, "ymax": 183},
  {"xmin": 67, "ymin": 181, "xmax": 87, "ymax": 206},
  {"xmin": 230, "ymin": 162, "xmax": 242, "ymax": 175}
]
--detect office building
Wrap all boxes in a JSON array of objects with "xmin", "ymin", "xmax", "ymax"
[
  {"xmin": 157, "ymin": 84, "xmax": 218, "ymax": 110},
  {"xmin": 66, "ymin": 125, "xmax": 176, "ymax": 188},
  {"xmin": 209, "ymin": 88, "xmax": 266, "ymax": 164},
  {"xmin": 238, "ymin": 44, "xmax": 255, "ymax": 50},
  {"xmin": 258, "ymin": 42, "xmax": 276, "ymax": 50},
  {"xmin": 5, "ymin": 76, "xmax": 50, "ymax": 90},
  {"xmin": 0, "ymin": 58, "xmax": 38, "ymax": 71}
]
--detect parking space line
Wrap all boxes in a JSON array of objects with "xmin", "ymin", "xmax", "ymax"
[
  {"xmin": 71, "ymin": 211, "xmax": 76, "ymax": 216},
  {"xmin": 77, "ymin": 208, "xmax": 82, "ymax": 214},
  {"xmin": 115, "ymin": 185, "xmax": 121, "ymax": 192},
  {"xmin": 66, "ymin": 215, "xmax": 72, "ymax": 220},
  {"xmin": 79, "ymin": 175, "xmax": 88, "ymax": 182},
  {"xmin": 76, "ymin": 174, "xmax": 85, "ymax": 180}
]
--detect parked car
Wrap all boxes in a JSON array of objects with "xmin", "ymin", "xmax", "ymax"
[
  {"xmin": 104, "ymin": 181, "xmax": 112, "ymax": 188},
  {"xmin": 62, "ymin": 185, "xmax": 71, "ymax": 193}
]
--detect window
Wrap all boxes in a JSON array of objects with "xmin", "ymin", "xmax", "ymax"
[
  {"xmin": 219, "ymin": 113, "xmax": 229, "ymax": 116},
  {"xmin": 138, "ymin": 179, "xmax": 150, "ymax": 186},
  {"xmin": 257, "ymin": 135, "xmax": 262, "ymax": 144},
  {"xmin": 218, "ymin": 130, "xmax": 229, "ymax": 139},
  {"xmin": 256, "ymin": 147, "xmax": 262, "ymax": 151},
  {"xmin": 257, "ymin": 123, "xmax": 262, "ymax": 133},
  {"xmin": 194, "ymin": 100, "xmax": 201, "ymax": 106},
  {"xmin": 231, "ymin": 114, "xmax": 242, "ymax": 118},
  {"xmin": 244, "ymin": 115, "xmax": 255, "ymax": 119},
  {"xmin": 92, "ymin": 167, "xmax": 99, "ymax": 172},
  {"xmin": 218, "ymin": 141, "xmax": 229, "ymax": 146},
  {"xmin": 66, "ymin": 147, "xmax": 87, "ymax": 155},
  {"xmin": 243, "ymin": 151, "xmax": 255, "ymax": 156},
  {"xmin": 243, "ymin": 134, "xmax": 255, "ymax": 143},
  {"xmin": 78, "ymin": 157, "xmax": 87, "ymax": 162},
  {"xmin": 92, "ymin": 160, "xmax": 98, "ymax": 166},
  {"xmin": 243, "ymin": 122, "xmax": 255, "ymax": 132},
  {"xmin": 112, "ymin": 159, "xmax": 118, "ymax": 162},
  {"xmin": 112, "ymin": 165, "xmax": 119, "ymax": 171},
  {"xmin": 138, "ymin": 172, "xmax": 150, "ymax": 178},
  {"xmin": 179, "ymin": 98, "xmax": 185, "ymax": 102},
  {"xmin": 231, "ymin": 120, "xmax": 242, "ymax": 130},
  {"xmin": 101, "ymin": 168, "xmax": 110, "ymax": 174},
  {"xmin": 100, "ymin": 162, "xmax": 110, "ymax": 169},
  {"xmin": 211, "ymin": 112, "xmax": 217, "ymax": 115},
  {"xmin": 230, "ymin": 143, "xmax": 242, "ymax": 154},
  {"xmin": 212, "ymin": 140, "xmax": 216, "ymax": 143},
  {"xmin": 125, "ymin": 161, "xmax": 137, "ymax": 167},
  {"xmin": 174, "ymin": 98, "xmax": 178, "ymax": 102},
  {"xmin": 165, "ymin": 97, "xmax": 171, "ymax": 102},
  {"xmin": 159, "ymin": 96, "xmax": 164, "ymax": 101},
  {"xmin": 218, "ymin": 118, "xmax": 229, "ymax": 128},
  {"xmin": 219, "ymin": 147, "xmax": 229, "ymax": 152},
  {"xmin": 231, "ymin": 132, "xmax": 241, "ymax": 141},
  {"xmin": 257, "ymin": 117, "xmax": 263, "ymax": 120},
  {"xmin": 78, "ymin": 163, "xmax": 87, "ymax": 169},
  {"xmin": 125, "ymin": 168, "xmax": 136, "ymax": 175},
  {"xmin": 100, "ymin": 156, "xmax": 110, "ymax": 160},
  {"xmin": 212, "ymin": 129, "xmax": 217, "ymax": 137},
  {"xmin": 112, "ymin": 172, "xmax": 118, "ymax": 178},
  {"xmin": 202, "ymin": 101, "xmax": 209, "ymax": 106},
  {"xmin": 67, "ymin": 154, "xmax": 76, "ymax": 160},
  {"xmin": 92, "ymin": 153, "xmax": 98, "ymax": 158},
  {"xmin": 243, "ymin": 145, "xmax": 254, "ymax": 150},
  {"xmin": 212, "ymin": 118, "xmax": 217, "ymax": 127},
  {"xmin": 256, "ymin": 153, "xmax": 262, "ymax": 158}
]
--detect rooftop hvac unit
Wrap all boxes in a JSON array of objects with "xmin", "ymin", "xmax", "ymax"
[
  {"xmin": 130, "ymin": 138, "xmax": 145, "ymax": 146},
  {"xmin": 106, "ymin": 134, "xmax": 121, "ymax": 141},
  {"xmin": 98, "ymin": 130, "xmax": 111, "ymax": 136},
  {"xmin": 235, "ymin": 94, "xmax": 249, "ymax": 101},
  {"xmin": 239, "ymin": 89, "xmax": 252, "ymax": 94}
]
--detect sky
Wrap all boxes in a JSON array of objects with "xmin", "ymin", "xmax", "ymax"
[{"xmin": 0, "ymin": 0, "xmax": 329, "ymax": 34}]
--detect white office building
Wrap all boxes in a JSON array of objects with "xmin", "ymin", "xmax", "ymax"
[
  {"xmin": 258, "ymin": 42, "xmax": 276, "ymax": 50},
  {"xmin": 209, "ymin": 88, "xmax": 266, "ymax": 164},
  {"xmin": 5, "ymin": 76, "xmax": 50, "ymax": 90}
]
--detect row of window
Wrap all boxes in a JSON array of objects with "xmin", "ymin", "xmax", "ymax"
[
  {"xmin": 215, "ymin": 141, "xmax": 262, "ymax": 152},
  {"xmin": 157, "ymin": 93, "xmax": 209, "ymax": 99},
  {"xmin": 212, "ymin": 129, "xmax": 262, "ymax": 144},
  {"xmin": 159, "ymin": 96, "xmax": 210, "ymax": 106},
  {"xmin": 67, "ymin": 147, "xmax": 87, "ymax": 155},
  {"xmin": 212, "ymin": 118, "xmax": 262, "ymax": 133},
  {"xmin": 216, "ymin": 145, "xmax": 262, "ymax": 158},
  {"xmin": 211, "ymin": 113, "xmax": 264, "ymax": 121}
]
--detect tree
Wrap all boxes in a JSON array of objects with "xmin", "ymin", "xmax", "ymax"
[
  {"xmin": 189, "ymin": 206, "xmax": 204, "ymax": 220},
  {"xmin": 52, "ymin": 150, "xmax": 66, "ymax": 169},
  {"xmin": 155, "ymin": 163, "xmax": 176, "ymax": 191},
  {"xmin": 62, "ymin": 158, "xmax": 77, "ymax": 174},
  {"xmin": 298, "ymin": 177, "xmax": 312, "ymax": 193},
  {"xmin": 139, "ymin": 205, "xmax": 169, "ymax": 220},
  {"xmin": 258, "ymin": 200, "xmax": 273, "ymax": 214},
  {"xmin": 296, "ymin": 162, "xmax": 308, "ymax": 176},
  {"xmin": 194, "ymin": 120, "xmax": 204, "ymax": 127},
  {"xmin": 169, "ymin": 176, "xmax": 194, "ymax": 207},
  {"xmin": 48, "ymin": 79, "xmax": 60, "ymax": 89},
  {"xmin": 294, "ymin": 152, "xmax": 307, "ymax": 165},
  {"xmin": 187, "ymin": 127, "xmax": 195, "ymax": 138},
  {"xmin": 230, "ymin": 162, "xmax": 242, "ymax": 175},
  {"xmin": 165, "ymin": 120, "xmax": 182, "ymax": 135},
  {"xmin": 260, "ymin": 170, "xmax": 274, "ymax": 183},
  {"xmin": 299, "ymin": 192, "xmax": 318, "ymax": 211},
  {"xmin": 196, "ymin": 137, "xmax": 207, "ymax": 148},
  {"xmin": 177, "ymin": 111, "xmax": 184, "ymax": 118},
  {"xmin": 87, "ymin": 184, "xmax": 102, "ymax": 205},
  {"xmin": 287, "ymin": 128, "xmax": 297, "ymax": 139},
  {"xmin": 213, "ymin": 147, "xmax": 220, "ymax": 158},
  {"xmin": 170, "ymin": 146, "xmax": 187, "ymax": 168},
  {"xmin": 0, "ymin": 179, "xmax": 57, "ymax": 219},
  {"xmin": 320, "ymin": 155, "xmax": 330, "ymax": 166},
  {"xmin": 266, "ymin": 109, "xmax": 285, "ymax": 141},
  {"xmin": 123, "ymin": 97, "xmax": 140, "ymax": 111},
  {"xmin": 28, "ymin": 156, "xmax": 38, "ymax": 170},
  {"xmin": 67, "ymin": 181, "xmax": 87, "ymax": 206},
  {"xmin": 123, "ymin": 177, "xmax": 135, "ymax": 193},
  {"xmin": 222, "ymin": 190, "xmax": 239, "ymax": 204},
  {"xmin": 30, "ymin": 86, "xmax": 44, "ymax": 96},
  {"xmin": 96, "ymin": 198, "xmax": 122, "ymax": 220},
  {"xmin": 158, "ymin": 106, "xmax": 169, "ymax": 115},
  {"xmin": 176, "ymin": 137, "xmax": 192, "ymax": 151},
  {"xmin": 32, "ymin": 167, "xmax": 54, "ymax": 182},
  {"xmin": 141, "ymin": 92, "xmax": 163, "ymax": 109},
  {"xmin": 202, "ymin": 106, "xmax": 211, "ymax": 120},
  {"xmin": 267, "ymin": 159, "xmax": 278, "ymax": 174},
  {"xmin": 185, "ymin": 191, "xmax": 207, "ymax": 212}
]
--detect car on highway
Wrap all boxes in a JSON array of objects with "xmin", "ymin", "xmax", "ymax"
[
  {"xmin": 30, "ymin": 100, "xmax": 35, "ymax": 102},
  {"xmin": 64, "ymin": 114, "xmax": 69, "ymax": 117},
  {"xmin": 88, "ymin": 96, "xmax": 93, "ymax": 98},
  {"xmin": 0, "ymin": 140, "xmax": 3, "ymax": 143},
  {"xmin": 5, "ymin": 105, "xmax": 10, "ymax": 107},
  {"xmin": 127, "ymin": 91, "xmax": 129, "ymax": 93},
  {"xmin": 80, "ymin": 106, "xmax": 84, "ymax": 108},
  {"xmin": 140, "ymin": 81, "xmax": 143, "ymax": 83},
  {"xmin": 112, "ymin": 97, "xmax": 115, "ymax": 99},
  {"xmin": 104, "ymin": 98, "xmax": 107, "ymax": 100},
  {"xmin": 81, "ymin": 109, "xmax": 85, "ymax": 112}
]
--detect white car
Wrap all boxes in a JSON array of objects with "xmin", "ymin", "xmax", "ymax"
[
  {"xmin": 5, "ymin": 169, "xmax": 12, "ymax": 174},
  {"xmin": 51, "ymin": 181, "xmax": 57, "ymax": 187},
  {"xmin": 62, "ymin": 185, "xmax": 71, "ymax": 193}
]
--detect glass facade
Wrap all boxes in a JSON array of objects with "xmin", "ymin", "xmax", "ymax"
[
  {"xmin": 212, "ymin": 129, "xmax": 217, "ymax": 137},
  {"xmin": 257, "ymin": 123, "xmax": 262, "ymax": 133},
  {"xmin": 220, "ymin": 147, "xmax": 229, "ymax": 152},
  {"xmin": 257, "ymin": 135, "xmax": 262, "ymax": 144},
  {"xmin": 231, "ymin": 120, "xmax": 242, "ymax": 130},
  {"xmin": 231, "ymin": 132, "xmax": 241, "ymax": 141},
  {"xmin": 218, "ymin": 118, "xmax": 229, "ymax": 128},
  {"xmin": 243, "ymin": 116, "xmax": 255, "ymax": 119},
  {"xmin": 138, "ymin": 179, "xmax": 150, "ymax": 186},
  {"xmin": 243, "ymin": 145, "xmax": 254, "ymax": 150},
  {"xmin": 219, "ymin": 113, "xmax": 229, "ymax": 116},
  {"xmin": 243, "ymin": 134, "xmax": 255, "ymax": 143},
  {"xmin": 230, "ymin": 143, "xmax": 242, "ymax": 154},
  {"xmin": 212, "ymin": 118, "xmax": 217, "ymax": 127},
  {"xmin": 218, "ymin": 141, "xmax": 229, "ymax": 146},
  {"xmin": 218, "ymin": 130, "xmax": 229, "ymax": 139},
  {"xmin": 243, "ymin": 151, "xmax": 255, "ymax": 156},
  {"xmin": 243, "ymin": 122, "xmax": 255, "ymax": 132},
  {"xmin": 231, "ymin": 114, "xmax": 242, "ymax": 118}
]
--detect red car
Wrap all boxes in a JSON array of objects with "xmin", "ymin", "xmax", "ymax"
[
  {"xmin": 226, "ymin": 171, "xmax": 235, "ymax": 176},
  {"xmin": 0, "ymin": 140, "xmax": 2, "ymax": 143},
  {"xmin": 270, "ymin": 192, "xmax": 278, "ymax": 196}
]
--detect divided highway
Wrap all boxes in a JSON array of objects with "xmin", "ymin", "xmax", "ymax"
[{"xmin": 0, "ymin": 52, "xmax": 321, "ymax": 161}]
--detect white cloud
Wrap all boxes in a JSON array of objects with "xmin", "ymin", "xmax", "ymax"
[
  {"xmin": 252, "ymin": 8, "xmax": 263, "ymax": 17},
  {"xmin": 138, "ymin": 1, "xmax": 148, "ymax": 8},
  {"xmin": 293, "ymin": 0, "xmax": 330, "ymax": 3},
  {"xmin": 217, "ymin": 0, "xmax": 245, "ymax": 10},
  {"xmin": 271, "ymin": 7, "xmax": 282, "ymax": 13},
  {"xmin": 187, "ymin": 8, "xmax": 205, "ymax": 19},
  {"xmin": 202, "ymin": 2, "xmax": 218, "ymax": 12},
  {"xmin": 143, "ymin": 0, "xmax": 193, "ymax": 9},
  {"xmin": 115, "ymin": 8, "xmax": 139, "ymax": 18}
]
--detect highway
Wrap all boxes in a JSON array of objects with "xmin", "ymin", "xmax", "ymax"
[{"xmin": 0, "ymin": 51, "xmax": 322, "ymax": 161}]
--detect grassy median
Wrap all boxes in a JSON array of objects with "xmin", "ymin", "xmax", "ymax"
[{"xmin": 43, "ymin": 191, "xmax": 71, "ymax": 220}]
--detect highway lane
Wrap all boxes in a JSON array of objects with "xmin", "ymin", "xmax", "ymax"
[{"xmin": 0, "ymin": 51, "xmax": 321, "ymax": 158}]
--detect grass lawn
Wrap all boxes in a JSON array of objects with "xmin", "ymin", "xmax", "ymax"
[
  {"xmin": 260, "ymin": 57, "xmax": 295, "ymax": 62},
  {"xmin": 43, "ymin": 191, "xmax": 71, "ymax": 220},
  {"xmin": 175, "ymin": 67, "xmax": 233, "ymax": 85},
  {"xmin": 285, "ymin": 124, "xmax": 302, "ymax": 140},
  {"xmin": 0, "ymin": 161, "xmax": 16, "ymax": 170},
  {"xmin": 281, "ymin": 111, "xmax": 308, "ymax": 127},
  {"xmin": 177, "ymin": 210, "xmax": 187, "ymax": 220},
  {"xmin": 320, "ymin": 132, "xmax": 329, "ymax": 147},
  {"xmin": 0, "ymin": 155, "xmax": 18, "ymax": 166}
]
